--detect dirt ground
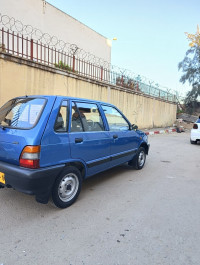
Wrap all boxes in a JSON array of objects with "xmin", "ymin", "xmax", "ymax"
[{"xmin": 175, "ymin": 121, "xmax": 193, "ymax": 131}]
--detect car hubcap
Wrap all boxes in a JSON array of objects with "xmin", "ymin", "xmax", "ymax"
[
  {"xmin": 138, "ymin": 151, "xmax": 145, "ymax": 167},
  {"xmin": 58, "ymin": 173, "xmax": 79, "ymax": 202}
]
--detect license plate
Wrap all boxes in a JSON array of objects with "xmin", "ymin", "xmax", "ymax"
[{"xmin": 0, "ymin": 172, "xmax": 5, "ymax": 184}]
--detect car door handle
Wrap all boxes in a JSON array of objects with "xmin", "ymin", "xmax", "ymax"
[
  {"xmin": 113, "ymin": 134, "xmax": 118, "ymax": 139},
  {"xmin": 75, "ymin": 138, "xmax": 83, "ymax": 143}
]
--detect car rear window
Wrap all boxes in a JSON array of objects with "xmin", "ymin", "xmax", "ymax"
[{"xmin": 0, "ymin": 98, "xmax": 46, "ymax": 129}]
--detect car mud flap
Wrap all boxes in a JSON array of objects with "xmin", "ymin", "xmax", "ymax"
[
  {"xmin": 128, "ymin": 154, "xmax": 137, "ymax": 167},
  {"xmin": 35, "ymin": 190, "xmax": 51, "ymax": 204},
  {"xmin": 128, "ymin": 158, "xmax": 136, "ymax": 167}
]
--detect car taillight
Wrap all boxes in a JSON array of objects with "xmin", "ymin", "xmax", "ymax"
[
  {"xmin": 20, "ymin": 146, "xmax": 41, "ymax": 169},
  {"xmin": 193, "ymin": 124, "xmax": 198, "ymax": 129}
]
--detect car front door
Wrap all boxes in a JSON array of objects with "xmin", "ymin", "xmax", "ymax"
[
  {"xmin": 69, "ymin": 101, "xmax": 111, "ymax": 177},
  {"xmin": 101, "ymin": 105, "xmax": 139, "ymax": 167}
]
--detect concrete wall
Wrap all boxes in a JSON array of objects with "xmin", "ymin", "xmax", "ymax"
[
  {"xmin": 0, "ymin": 54, "xmax": 177, "ymax": 129},
  {"xmin": 0, "ymin": 0, "xmax": 111, "ymax": 63}
]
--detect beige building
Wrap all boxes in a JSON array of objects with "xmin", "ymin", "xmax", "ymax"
[
  {"xmin": 0, "ymin": 0, "xmax": 111, "ymax": 63},
  {"xmin": 0, "ymin": 0, "xmax": 177, "ymax": 129}
]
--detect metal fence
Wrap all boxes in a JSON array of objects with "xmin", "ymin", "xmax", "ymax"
[{"xmin": 0, "ymin": 27, "xmax": 176, "ymax": 103}]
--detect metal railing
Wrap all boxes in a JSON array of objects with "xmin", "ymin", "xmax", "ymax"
[{"xmin": 0, "ymin": 26, "xmax": 176, "ymax": 103}]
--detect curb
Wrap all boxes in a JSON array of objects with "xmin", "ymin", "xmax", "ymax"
[{"xmin": 145, "ymin": 128, "xmax": 177, "ymax": 136}]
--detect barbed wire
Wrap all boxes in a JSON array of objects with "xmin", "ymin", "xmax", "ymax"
[
  {"xmin": 0, "ymin": 13, "xmax": 111, "ymax": 68},
  {"xmin": 0, "ymin": 13, "xmax": 178, "ymax": 97}
]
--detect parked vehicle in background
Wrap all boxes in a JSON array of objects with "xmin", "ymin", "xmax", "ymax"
[
  {"xmin": 0, "ymin": 96, "xmax": 149, "ymax": 208},
  {"xmin": 190, "ymin": 116, "xmax": 200, "ymax": 144}
]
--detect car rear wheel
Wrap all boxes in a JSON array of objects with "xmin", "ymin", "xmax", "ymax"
[
  {"xmin": 190, "ymin": 139, "xmax": 197, "ymax": 144},
  {"xmin": 52, "ymin": 166, "xmax": 82, "ymax": 208}
]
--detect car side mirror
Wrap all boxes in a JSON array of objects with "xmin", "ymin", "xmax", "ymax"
[{"xmin": 132, "ymin": 124, "xmax": 138, "ymax": 130}]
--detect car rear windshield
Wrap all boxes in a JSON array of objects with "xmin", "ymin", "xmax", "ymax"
[{"xmin": 0, "ymin": 98, "xmax": 46, "ymax": 129}]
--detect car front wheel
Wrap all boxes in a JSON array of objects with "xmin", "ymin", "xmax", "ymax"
[
  {"xmin": 52, "ymin": 166, "xmax": 82, "ymax": 208},
  {"xmin": 129, "ymin": 147, "xmax": 146, "ymax": 170},
  {"xmin": 190, "ymin": 139, "xmax": 197, "ymax": 144}
]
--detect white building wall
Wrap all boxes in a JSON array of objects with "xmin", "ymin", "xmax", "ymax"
[{"xmin": 0, "ymin": 0, "xmax": 111, "ymax": 63}]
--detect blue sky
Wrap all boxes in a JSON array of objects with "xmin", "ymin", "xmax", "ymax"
[{"xmin": 47, "ymin": 0, "xmax": 199, "ymax": 97}]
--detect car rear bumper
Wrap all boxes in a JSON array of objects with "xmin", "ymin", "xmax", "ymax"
[
  {"xmin": 0, "ymin": 161, "xmax": 64, "ymax": 203},
  {"xmin": 191, "ymin": 130, "xmax": 200, "ymax": 141}
]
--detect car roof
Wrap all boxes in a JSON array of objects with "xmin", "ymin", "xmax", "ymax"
[{"xmin": 14, "ymin": 95, "xmax": 115, "ymax": 107}]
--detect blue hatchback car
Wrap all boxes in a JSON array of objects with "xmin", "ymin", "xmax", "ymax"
[{"xmin": 0, "ymin": 96, "xmax": 149, "ymax": 208}]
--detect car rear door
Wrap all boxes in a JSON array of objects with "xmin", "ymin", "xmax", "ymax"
[{"xmin": 69, "ymin": 101, "xmax": 111, "ymax": 177}]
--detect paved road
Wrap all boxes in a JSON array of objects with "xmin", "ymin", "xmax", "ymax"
[{"xmin": 0, "ymin": 132, "xmax": 200, "ymax": 265}]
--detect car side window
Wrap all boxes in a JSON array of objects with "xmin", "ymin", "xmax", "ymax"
[
  {"xmin": 71, "ymin": 102, "xmax": 104, "ymax": 132},
  {"xmin": 71, "ymin": 102, "xmax": 84, "ymax": 132},
  {"xmin": 54, "ymin": 101, "xmax": 68, "ymax": 132},
  {"xmin": 102, "ymin": 105, "xmax": 129, "ymax": 131}
]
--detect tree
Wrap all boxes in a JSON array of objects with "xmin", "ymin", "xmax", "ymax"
[
  {"xmin": 178, "ymin": 26, "xmax": 200, "ymax": 114},
  {"xmin": 185, "ymin": 25, "xmax": 200, "ymax": 47}
]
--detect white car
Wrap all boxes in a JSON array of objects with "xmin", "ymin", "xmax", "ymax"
[{"xmin": 190, "ymin": 117, "xmax": 200, "ymax": 144}]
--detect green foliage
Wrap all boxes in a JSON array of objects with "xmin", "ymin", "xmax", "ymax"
[
  {"xmin": 116, "ymin": 76, "xmax": 140, "ymax": 91},
  {"xmin": 55, "ymin": 61, "xmax": 73, "ymax": 72},
  {"xmin": 178, "ymin": 46, "xmax": 200, "ymax": 114},
  {"xmin": 177, "ymin": 108, "xmax": 184, "ymax": 114},
  {"xmin": 184, "ymin": 86, "xmax": 200, "ymax": 114}
]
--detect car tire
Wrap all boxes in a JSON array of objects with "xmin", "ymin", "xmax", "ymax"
[
  {"xmin": 52, "ymin": 166, "xmax": 82, "ymax": 208},
  {"xmin": 130, "ymin": 147, "xmax": 146, "ymax": 170},
  {"xmin": 190, "ymin": 139, "xmax": 197, "ymax": 144}
]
